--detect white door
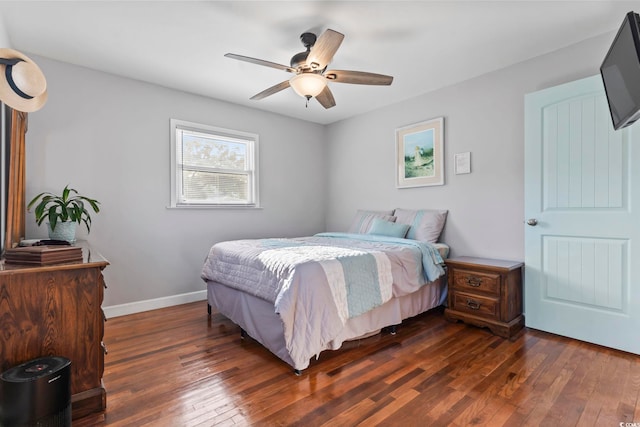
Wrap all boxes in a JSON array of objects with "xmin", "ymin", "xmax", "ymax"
[{"xmin": 524, "ymin": 74, "xmax": 640, "ymax": 354}]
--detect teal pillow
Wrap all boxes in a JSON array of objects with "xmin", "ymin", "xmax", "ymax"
[{"xmin": 367, "ymin": 218, "xmax": 410, "ymax": 238}]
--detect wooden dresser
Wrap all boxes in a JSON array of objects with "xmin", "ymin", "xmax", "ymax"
[
  {"xmin": 444, "ymin": 256, "xmax": 524, "ymax": 339},
  {"xmin": 0, "ymin": 243, "xmax": 108, "ymax": 420}
]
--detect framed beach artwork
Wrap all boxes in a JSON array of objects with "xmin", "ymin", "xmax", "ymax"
[{"xmin": 395, "ymin": 117, "xmax": 444, "ymax": 188}]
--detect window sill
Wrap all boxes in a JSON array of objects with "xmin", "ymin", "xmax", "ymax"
[{"xmin": 166, "ymin": 204, "xmax": 262, "ymax": 210}]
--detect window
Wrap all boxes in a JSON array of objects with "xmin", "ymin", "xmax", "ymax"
[{"xmin": 170, "ymin": 119, "xmax": 259, "ymax": 207}]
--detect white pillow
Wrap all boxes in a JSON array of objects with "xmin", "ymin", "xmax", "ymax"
[
  {"xmin": 393, "ymin": 208, "xmax": 448, "ymax": 243},
  {"xmin": 348, "ymin": 210, "xmax": 395, "ymax": 234}
]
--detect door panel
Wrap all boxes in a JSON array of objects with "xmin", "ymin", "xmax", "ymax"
[
  {"xmin": 542, "ymin": 94, "xmax": 626, "ymax": 210},
  {"xmin": 543, "ymin": 236, "xmax": 626, "ymax": 311},
  {"xmin": 525, "ymin": 74, "xmax": 639, "ymax": 355}
]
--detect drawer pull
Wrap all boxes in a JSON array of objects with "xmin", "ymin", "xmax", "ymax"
[
  {"xmin": 466, "ymin": 299, "xmax": 481, "ymax": 310},
  {"xmin": 467, "ymin": 277, "xmax": 482, "ymax": 287},
  {"xmin": 101, "ymin": 341, "xmax": 108, "ymax": 355}
]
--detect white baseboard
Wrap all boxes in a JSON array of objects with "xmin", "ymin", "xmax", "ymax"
[{"xmin": 103, "ymin": 290, "xmax": 207, "ymax": 318}]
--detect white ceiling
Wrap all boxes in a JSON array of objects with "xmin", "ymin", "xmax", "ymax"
[{"xmin": 0, "ymin": 1, "xmax": 635, "ymax": 124}]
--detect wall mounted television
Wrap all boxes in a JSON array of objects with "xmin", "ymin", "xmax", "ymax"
[{"xmin": 600, "ymin": 11, "xmax": 640, "ymax": 130}]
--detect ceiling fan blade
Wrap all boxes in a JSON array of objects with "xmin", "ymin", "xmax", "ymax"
[
  {"xmin": 307, "ymin": 29, "xmax": 344, "ymax": 71},
  {"xmin": 325, "ymin": 70, "xmax": 393, "ymax": 85},
  {"xmin": 315, "ymin": 86, "xmax": 336, "ymax": 109},
  {"xmin": 250, "ymin": 80, "xmax": 291, "ymax": 100},
  {"xmin": 225, "ymin": 53, "xmax": 295, "ymax": 73}
]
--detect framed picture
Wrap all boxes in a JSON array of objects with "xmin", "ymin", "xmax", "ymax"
[{"xmin": 396, "ymin": 117, "xmax": 444, "ymax": 188}]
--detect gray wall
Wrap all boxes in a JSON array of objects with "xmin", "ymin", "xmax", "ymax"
[
  {"xmin": 0, "ymin": 16, "xmax": 10, "ymax": 47},
  {"xmin": 22, "ymin": 30, "xmax": 615, "ymax": 311},
  {"xmin": 324, "ymin": 32, "xmax": 615, "ymax": 261},
  {"xmin": 25, "ymin": 56, "xmax": 326, "ymax": 308}
]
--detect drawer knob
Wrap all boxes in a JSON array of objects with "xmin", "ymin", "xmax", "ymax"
[
  {"xmin": 466, "ymin": 299, "xmax": 481, "ymax": 310},
  {"xmin": 467, "ymin": 277, "xmax": 482, "ymax": 287}
]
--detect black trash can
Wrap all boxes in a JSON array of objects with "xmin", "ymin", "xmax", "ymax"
[{"xmin": 0, "ymin": 356, "xmax": 71, "ymax": 427}]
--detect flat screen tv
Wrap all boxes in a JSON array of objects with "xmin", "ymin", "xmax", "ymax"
[{"xmin": 600, "ymin": 11, "xmax": 640, "ymax": 130}]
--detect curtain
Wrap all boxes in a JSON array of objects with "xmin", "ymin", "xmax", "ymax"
[{"xmin": 4, "ymin": 108, "xmax": 27, "ymax": 250}]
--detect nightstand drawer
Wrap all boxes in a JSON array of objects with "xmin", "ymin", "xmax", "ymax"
[
  {"xmin": 452, "ymin": 269, "xmax": 500, "ymax": 295},
  {"xmin": 451, "ymin": 291, "xmax": 499, "ymax": 319}
]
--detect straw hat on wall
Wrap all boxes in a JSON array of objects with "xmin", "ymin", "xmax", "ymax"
[{"xmin": 0, "ymin": 48, "xmax": 47, "ymax": 112}]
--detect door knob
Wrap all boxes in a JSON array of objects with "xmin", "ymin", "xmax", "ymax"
[{"xmin": 526, "ymin": 218, "xmax": 538, "ymax": 226}]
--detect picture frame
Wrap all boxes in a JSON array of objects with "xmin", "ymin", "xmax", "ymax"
[{"xmin": 396, "ymin": 117, "xmax": 444, "ymax": 188}]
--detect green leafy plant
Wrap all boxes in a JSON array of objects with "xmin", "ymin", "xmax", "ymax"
[{"xmin": 27, "ymin": 185, "xmax": 100, "ymax": 233}]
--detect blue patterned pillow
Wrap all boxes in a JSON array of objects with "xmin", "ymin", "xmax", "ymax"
[
  {"xmin": 393, "ymin": 208, "xmax": 448, "ymax": 243},
  {"xmin": 347, "ymin": 210, "xmax": 395, "ymax": 234}
]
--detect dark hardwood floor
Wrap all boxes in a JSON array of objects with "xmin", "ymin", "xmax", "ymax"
[{"xmin": 74, "ymin": 300, "xmax": 640, "ymax": 426}]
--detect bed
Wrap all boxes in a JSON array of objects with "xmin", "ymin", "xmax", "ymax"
[{"xmin": 201, "ymin": 208, "xmax": 449, "ymax": 373}]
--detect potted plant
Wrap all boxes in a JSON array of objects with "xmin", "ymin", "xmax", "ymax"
[{"xmin": 27, "ymin": 185, "xmax": 100, "ymax": 242}]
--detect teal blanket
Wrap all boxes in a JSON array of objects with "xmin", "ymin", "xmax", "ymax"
[{"xmin": 315, "ymin": 232, "xmax": 445, "ymax": 282}]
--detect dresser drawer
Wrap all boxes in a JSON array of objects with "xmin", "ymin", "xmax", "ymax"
[
  {"xmin": 451, "ymin": 291, "xmax": 499, "ymax": 320},
  {"xmin": 452, "ymin": 268, "xmax": 500, "ymax": 295}
]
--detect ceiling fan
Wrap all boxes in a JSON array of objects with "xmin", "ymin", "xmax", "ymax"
[{"xmin": 225, "ymin": 29, "xmax": 393, "ymax": 109}]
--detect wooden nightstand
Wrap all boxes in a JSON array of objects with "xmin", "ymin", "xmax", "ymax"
[{"xmin": 444, "ymin": 256, "xmax": 524, "ymax": 339}]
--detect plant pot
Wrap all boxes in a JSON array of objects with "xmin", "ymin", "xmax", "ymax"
[{"xmin": 47, "ymin": 221, "xmax": 77, "ymax": 243}]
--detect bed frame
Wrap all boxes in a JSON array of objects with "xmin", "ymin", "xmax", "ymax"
[{"xmin": 206, "ymin": 277, "xmax": 447, "ymax": 374}]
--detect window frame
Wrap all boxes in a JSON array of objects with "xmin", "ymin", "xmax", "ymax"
[{"xmin": 170, "ymin": 119, "xmax": 259, "ymax": 208}]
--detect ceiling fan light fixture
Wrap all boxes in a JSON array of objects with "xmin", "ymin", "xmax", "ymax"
[
  {"xmin": 226, "ymin": 28, "xmax": 392, "ymax": 110},
  {"xmin": 289, "ymin": 73, "xmax": 326, "ymax": 98}
]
